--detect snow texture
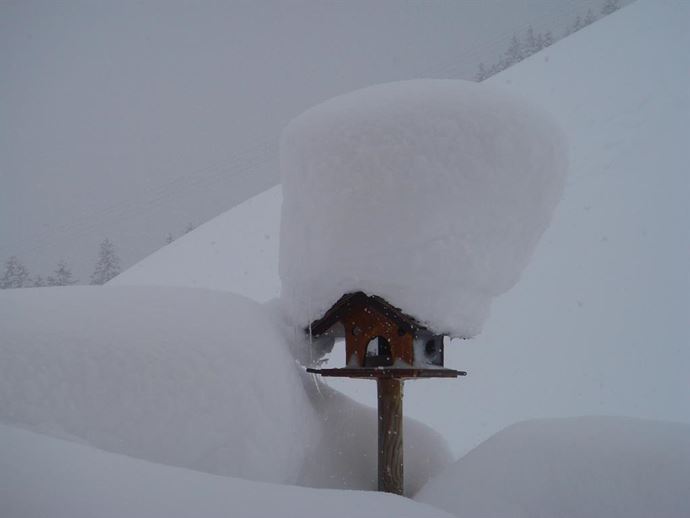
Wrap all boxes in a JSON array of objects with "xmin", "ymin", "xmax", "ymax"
[
  {"xmin": 0, "ymin": 285, "xmax": 450, "ymax": 492},
  {"xmin": 297, "ymin": 379, "xmax": 451, "ymax": 495},
  {"xmin": 0, "ymin": 286, "xmax": 318, "ymax": 485},
  {"xmin": 110, "ymin": 186, "xmax": 282, "ymax": 302},
  {"xmin": 279, "ymin": 79, "xmax": 567, "ymax": 338},
  {"xmin": 0, "ymin": 424, "xmax": 454, "ymax": 518},
  {"xmin": 415, "ymin": 416, "xmax": 690, "ymax": 518}
]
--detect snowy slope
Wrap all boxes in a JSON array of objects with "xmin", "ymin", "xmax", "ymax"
[
  {"xmin": 415, "ymin": 416, "xmax": 690, "ymax": 518},
  {"xmin": 113, "ymin": 0, "xmax": 690, "ymax": 457},
  {"xmin": 0, "ymin": 285, "xmax": 450, "ymax": 494},
  {"xmin": 0, "ymin": 424, "xmax": 453, "ymax": 518},
  {"xmin": 402, "ymin": 0, "xmax": 690, "ymax": 456},
  {"xmin": 110, "ymin": 186, "xmax": 281, "ymax": 302}
]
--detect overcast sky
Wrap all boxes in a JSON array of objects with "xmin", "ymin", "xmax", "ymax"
[{"xmin": 1, "ymin": 0, "xmax": 620, "ymax": 279}]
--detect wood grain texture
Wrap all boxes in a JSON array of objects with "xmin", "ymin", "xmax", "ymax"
[{"xmin": 377, "ymin": 378, "xmax": 404, "ymax": 495}]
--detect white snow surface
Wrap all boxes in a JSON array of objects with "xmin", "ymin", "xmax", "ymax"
[
  {"xmin": 279, "ymin": 79, "xmax": 567, "ymax": 338},
  {"xmin": 415, "ymin": 416, "xmax": 690, "ymax": 518},
  {"xmin": 297, "ymin": 378, "xmax": 450, "ymax": 495},
  {"xmin": 0, "ymin": 424, "xmax": 453, "ymax": 518},
  {"xmin": 110, "ymin": 186, "xmax": 282, "ymax": 302},
  {"xmin": 0, "ymin": 285, "xmax": 450, "ymax": 494},
  {"xmin": 0, "ymin": 285, "xmax": 316, "ymax": 485}
]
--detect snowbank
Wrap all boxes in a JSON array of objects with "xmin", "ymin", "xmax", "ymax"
[
  {"xmin": 0, "ymin": 424, "xmax": 454, "ymax": 518},
  {"xmin": 299, "ymin": 380, "xmax": 451, "ymax": 496},
  {"xmin": 0, "ymin": 285, "xmax": 318, "ymax": 485},
  {"xmin": 279, "ymin": 79, "xmax": 567, "ymax": 338},
  {"xmin": 0, "ymin": 285, "xmax": 450, "ymax": 491},
  {"xmin": 415, "ymin": 416, "xmax": 690, "ymax": 518}
]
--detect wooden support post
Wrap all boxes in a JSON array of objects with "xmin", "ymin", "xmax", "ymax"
[{"xmin": 377, "ymin": 377, "xmax": 403, "ymax": 495}]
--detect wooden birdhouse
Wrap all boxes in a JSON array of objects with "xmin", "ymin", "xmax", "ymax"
[
  {"xmin": 306, "ymin": 292, "xmax": 465, "ymax": 496},
  {"xmin": 306, "ymin": 291, "xmax": 464, "ymax": 379}
]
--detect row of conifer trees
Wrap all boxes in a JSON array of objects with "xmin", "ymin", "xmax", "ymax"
[
  {"xmin": 0, "ymin": 238, "xmax": 121, "ymax": 289},
  {"xmin": 2, "ymin": 220, "xmax": 198, "ymax": 290},
  {"xmin": 475, "ymin": 0, "xmax": 622, "ymax": 82}
]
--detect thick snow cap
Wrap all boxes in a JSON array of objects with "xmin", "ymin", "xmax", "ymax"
[{"xmin": 280, "ymin": 79, "xmax": 567, "ymax": 338}]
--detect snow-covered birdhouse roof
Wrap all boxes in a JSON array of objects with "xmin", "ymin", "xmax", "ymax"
[
  {"xmin": 306, "ymin": 291, "xmax": 466, "ymax": 379},
  {"xmin": 308, "ymin": 291, "xmax": 427, "ymax": 338},
  {"xmin": 280, "ymin": 79, "xmax": 567, "ymax": 341}
]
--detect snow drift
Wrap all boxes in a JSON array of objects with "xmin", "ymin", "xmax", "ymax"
[
  {"xmin": 0, "ymin": 285, "xmax": 450, "ymax": 492},
  {"xmin": 0, "ymin": 424, "xmax": 453, "ymax": 518},
  {"xmin": 279, "ymin": 79, "xmax": 567, "ymax": 339},
  {"xmin": 299, "ymin": 380, "xmax": 451, "ymax": 495},
  {"xmin": 0, "ymin": 286, "xmax": 317, "ymax": 485},
  {"xmin": 415, "ymin": 416, "xmax": 690, "ymax": 518}
]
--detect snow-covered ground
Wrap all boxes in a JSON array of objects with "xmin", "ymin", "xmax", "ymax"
[
  {"xmin": 0, "ymin": 424, "xmax": 452, "ymax": 518},
  {"xmin": 0, "ymin": 286, "xmax": 317, "ymax": 484},
  {"xmin": 3, "ymin": 414, "xmax": 688, "ymax": 518},
  {"xmin": 0, "ymin": 285, "xmax": 449, "ymax": 495},
  {"xmin": 415, "ymin": 416, "xmax": 690, "ymax": 518}
]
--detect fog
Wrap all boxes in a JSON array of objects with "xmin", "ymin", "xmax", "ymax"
[{"xmin": 2, "ymin": 0, "xmax": 620, "ymax": 280}]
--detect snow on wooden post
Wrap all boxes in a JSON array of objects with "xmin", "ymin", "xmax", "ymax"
[{"xmin": 378, "ymin": 377, "xmax": 403, "ymax": 494}]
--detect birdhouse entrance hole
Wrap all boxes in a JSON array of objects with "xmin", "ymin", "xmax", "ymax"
[{"xmin": 365, "ymin": 336, "xmax": 393, "ymax": 367}]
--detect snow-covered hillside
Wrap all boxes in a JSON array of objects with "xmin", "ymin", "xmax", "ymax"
[
  {"xmin": 109, "ymin": 187, "xmax": 281, "ymax": 301},
  {"xmin": 114, "ymin": 0, "xmax": 690, "ymax": 456}
]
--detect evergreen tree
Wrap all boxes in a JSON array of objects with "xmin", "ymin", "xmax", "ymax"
[
  {"xmin": 184, "ymin": 222, "xmax": 196, "ymax": 234},
  {"xmin": 90, "ymin": 239, "xmax": 121, "ymax": 285},
  {"xmin": 48, "ymin": 261, "xmax": 77, "ymax": 286},
  {"xmin": 584, "ymin": 8, "xmax": 596, "ymax": 26},
  {"xmin": 535, "ymin": 32, "xmax": 545, "ymax": 52},
  {"xmin": 0, "ymin": 256, "xmax": 30, "ymax": 289},
  {"xmin": 490, "ymin": 60, "xmax": 506, "ymax": 77},
  {"xmin": 572, "ymin": 15, "xmax": 584, "ymax": 33},
  {"xmin": 165, "ymin": 233, "xmax": 175, "ymax": 245},
  {"xmin": 475, "ymin": 62, "xmax": 488, "ymax": 82},
  {"xmin": 601, "ymin": 0, "xmax": 621, "ymax": 15},
  {"xmin": 33, "ymin": 275, "xmax": 47, "ymax": 287},
  {"xmin": 504, "ymin": 35, "xmax": 523, "ymax": 67},
  {"xmin": 543, "ymin": 31, "xmax": 554, "ymax": 47},
  {"xmin": 523, "ymin": 26, "xmax": 539, "ymax": 57}
]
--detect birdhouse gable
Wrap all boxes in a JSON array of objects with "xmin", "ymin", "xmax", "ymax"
[
  {"xmin": 307, "ymin": 291, "xmax": 440, "ymax": 368},
  {"xmin": 307, "ymin": 291, "xmax": 426, "ymax": 338}
]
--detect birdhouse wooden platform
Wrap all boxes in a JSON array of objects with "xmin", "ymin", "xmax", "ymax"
[{"xmin": 305, "ymin": 291, "xmax": 466, "ymax": 379}]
